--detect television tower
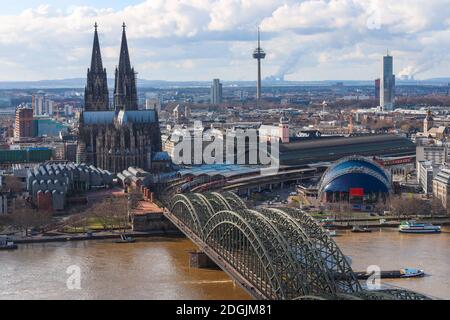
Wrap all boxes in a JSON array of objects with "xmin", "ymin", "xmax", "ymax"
[{"xmin": 253, "ymin": 27, "xmax": 266, "ymax": 102}]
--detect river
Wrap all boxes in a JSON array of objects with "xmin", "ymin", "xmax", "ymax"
[
  {"xmin": 1, "ymin": 228, "xmax": 449, "ymax": 300},
  {"xmin": 335, "ymin": 227, "xmax": 450, "ymax": 299}
]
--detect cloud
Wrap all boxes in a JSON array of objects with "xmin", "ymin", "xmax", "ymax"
[{"xmin": 0, "ymin": 0, "xmax": 449, "ymax": 81}]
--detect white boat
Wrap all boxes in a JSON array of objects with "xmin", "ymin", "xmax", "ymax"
[
  {"xmin": 0, "ymin": 236, "xmax": 18, "ymax": 250},
  {"xmin": 399, "ymin": 221, "xmax": 441, "ymax": 234},
  {"xmin": 400, "ymin": 268, "xmax": 425, "ymax": 278},
  {"xmin": 325, "ymin": 229, "xmax": 337, "ymax": 237}
]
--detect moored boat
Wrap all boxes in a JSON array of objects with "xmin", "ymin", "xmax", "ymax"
[
  {"xmin": 351, "ymin": 226, "xmax": 372, "ymax": 233},
  {"xmin": 355, "ymin": 268, "xmax": 425, "ymax": 279},
  {"xmin": 115, "ymin": 234, "xmax": 136, "ymax": 243},
  {"xmin": 0, "ymin": 236, "xmax": 18, "ymax": 251},
  {"xmin": 400, "ymin": 268, "xmax": 425, "ymax": 278},
  {"xmin": 399, "ymin": 221, "xmax": 441, "ymax": 234},
  {"xmin": 325, "ymin": 229, "xmax": 337, "ymax": 237}
]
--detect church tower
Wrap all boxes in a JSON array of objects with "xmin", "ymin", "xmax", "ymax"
[
  {"xmin": 279, "ymin": 113, "xmax": 290, "ymax": 144},
  {"xmin": 424, "ymin": 109, "xmax": 434, "ymax": 133},
  {"xmin": 114, "ymin": 23, "xmax": 138, "ymax": 111},
  {"xmin": 84, "ymin": 23, "xmax": 109, "ymax": 111}
]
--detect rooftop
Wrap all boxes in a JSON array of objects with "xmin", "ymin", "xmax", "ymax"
[
  {"xmin": 279, "ymin": 134, "xmax": 415, "ymax": 166},
  {"xmin": 178, "ymin": 164, "xmax": 260, "ymax": 179}
]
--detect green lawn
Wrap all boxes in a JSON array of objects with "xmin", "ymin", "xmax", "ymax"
[{"xmin": 62, "ymin": 217, "xmax": 129, "ymax": 233}]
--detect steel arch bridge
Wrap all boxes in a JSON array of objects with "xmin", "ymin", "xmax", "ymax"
[{"xmin": 166, "ymin": 192, "xmax": 431, "ymax": 300}]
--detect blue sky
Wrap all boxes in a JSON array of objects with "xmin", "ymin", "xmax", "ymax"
[
  {"xmin": 2, "ymin": 1, "xmax": 141, "ymax": 14},
  {"xmin": 0, "ymin": 0, "xmax": 449, "ymax": 82}
]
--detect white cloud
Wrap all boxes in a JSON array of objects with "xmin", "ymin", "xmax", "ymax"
[{"xmin": 0, "ymin": 0, "xmax": 449, "ymax": 81}]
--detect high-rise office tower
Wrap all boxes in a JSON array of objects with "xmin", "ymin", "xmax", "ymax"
[
  {"xmin": 211, "ymin": 79, "xmax": 223, "ymax": 105},
  {"xmin": 14, "ymin": 107, "xmax": 34, "ymax": 139},
  {"xmin": 32, "ymin": 95, "xmax": 44, "ymax": 116},
  {"xmin": 380, "ymin": 53, "xmax": 395, "ymax": 111},
  {"xmin": 45, "ymin": 100, "xmax": 54, "ymax": 116},
  {"xmin": 375, "ymin": 78, "xmax": 380, "ymax": 102},
  {"xmin": 252, "ymin": 28, "xmax": 265, "ymax": 102}
]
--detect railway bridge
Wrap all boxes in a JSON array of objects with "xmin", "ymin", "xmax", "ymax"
[{"xmin": 162, "ymin": 191, "xmax": 430, "ymax": 300}]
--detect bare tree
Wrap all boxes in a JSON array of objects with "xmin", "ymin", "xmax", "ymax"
[
  {"xmin": 1, "ymin": 176, "xmax": 23, "ymax": 194},
  {"xmin": 87, "ymin": 196, "xmax": 129, "ymax": 232},
  {"xmin": 430, "ymin": 198, "xmax": 446, "ymax": 218},
  {"xmin": 128, "ymin": 188, "xmax": 143, "ymax": 211},
  {"xmin": 9, "ymin": 199, "xmax": 43, "ymax": 236},
  {"xmin": 390, "ymin": 196, "xmax": 431, "ymax": 218}
]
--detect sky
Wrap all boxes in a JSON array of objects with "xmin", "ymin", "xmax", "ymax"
[{"xmin": 0, "ymin": 0, "xmax": 450, "ymax": 82}]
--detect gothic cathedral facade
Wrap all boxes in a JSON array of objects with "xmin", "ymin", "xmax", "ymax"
[{"xmin": 77, "ymin": 24, "xmax": 162, "ymax": 173}]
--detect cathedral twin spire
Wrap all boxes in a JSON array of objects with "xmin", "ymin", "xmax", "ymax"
[
  {"xmin": 90, "ymin": 23, "xmax": 104, "ymax": 73},
  {"xmin": 85, "ymin": 23, "xmax": 138, "ymax": 112},
  {"xmin": 114, "ymin": 23, "xmax": 138, "ymax": 111}
]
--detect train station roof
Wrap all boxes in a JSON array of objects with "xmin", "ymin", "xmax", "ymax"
[
  {"xmin": 279, "ymin": 134, "xmax": 415, "ymax": 166},
  {"xmin": 178, "ymin": 164, "xmax": 260, "ymax": 179}
]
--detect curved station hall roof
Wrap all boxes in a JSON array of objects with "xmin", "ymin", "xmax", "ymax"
[
  {"xmin": 178, "ymin": 164, "xmax": 260, "ymax": 179},
  {"xmin": 318, "ymin": 156, "xmax": 391, "ymax": 196}
]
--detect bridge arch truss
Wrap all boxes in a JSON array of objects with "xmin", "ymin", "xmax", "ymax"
[{"xmin": 167, "ymin": 192, "xmax": 430, "ymax": 300}]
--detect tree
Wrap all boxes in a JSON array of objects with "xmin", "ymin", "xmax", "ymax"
[
  {"xmin": 9, "ymin": 199, "xmax": 51, "ymax": 236},
  {"xmin": 87, "ymin": 196, "xmax": 129, "ymax": 232},
  {"xmin": 1, "ymin": 176, "xmax": 23, "ymax": 194},
  {"xmin": 430, "ymin": 198, "xmax": 446, "ymax": 218},
  {"xmin": 389, "ymin": 196, "xmax": 431, "ymax": 218},
  {"xmin": 128, "ymin": 188, "xmax": 143, "ymax": 211},
  {"xmin": 32, "ymin": 210, "xmax": 53, "ymax": 232}
]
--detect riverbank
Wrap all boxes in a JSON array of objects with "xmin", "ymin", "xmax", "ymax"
[
  {"xmin": 9, "ymin": 230, "xmax": 183, "ymax": 244},
  {"xmin": 329, "ymin": 215, "xmax": 450, "ymax": 230}
]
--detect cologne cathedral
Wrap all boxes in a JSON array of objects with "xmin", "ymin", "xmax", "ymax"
[{"xmin": 77, "ymin": 23, "xmax": 162, "ymax": 173}]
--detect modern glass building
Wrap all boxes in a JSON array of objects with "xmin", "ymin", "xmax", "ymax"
[
  {"xmin": 380, "ymin": 53, "xmax": 395, "ymax": 111},
  {"xmin": 32, "ymin": 117, "xmax": 69, "ymax": 137},
  {"xmin": 210, "ymin": 79, "xmax": 223, "ymax": 105}
]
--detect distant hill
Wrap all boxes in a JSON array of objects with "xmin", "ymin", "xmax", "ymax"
[
  {"xmin": 423, "ymin": 78, "xmax": 450, "ymax": 84},
  {"xmin": 0, "ymin": 78, "xmax": 215, "ymax": 90},
  {"xmin": 0, "ymin": 77, "xmax": 449, "ymax": 90}
]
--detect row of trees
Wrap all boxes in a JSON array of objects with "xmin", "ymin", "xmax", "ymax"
[
  {"xmin": 5, "ymin": 193, "xmax": 133, "ymax": 236},
  {"xmin": 389, "ymin": 196, "xmax": 447, "ymax": 217},
  {"xmin": 7, "ymin": 199, "xmax": 52, "ymax": 236},
  {"xmin": 324, "ymin": 196, "xmax": 448, "ymax": 218},
  {"xmin": 63, "ymin": 194, "xmax": 132, "ymax": 233},
  {"xmin": 0, "ymin": 176, "xmax": 23, "ymax": 193}
]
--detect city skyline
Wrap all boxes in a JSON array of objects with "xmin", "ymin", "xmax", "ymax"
[{"xmin": 0, "ymin": 1, "xmax": 450, "ymax": 82}]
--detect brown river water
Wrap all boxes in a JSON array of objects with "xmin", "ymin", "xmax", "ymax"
[{"xmin": 1, "ymin": 228, "xmax": 449, "ymax": 300}]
